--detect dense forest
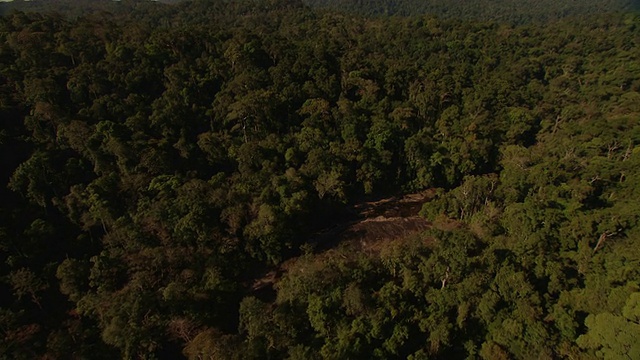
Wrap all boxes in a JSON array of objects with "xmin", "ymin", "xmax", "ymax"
[
  {"xmin": 3, "ymin": 0, "xmax": 640, "ymax": 23},
  {"xmin": 304, "ymin": 0, "xmax": 640, "ymax": 23},
  {"xmin": 1, "ymin": 0, "xmax": 640, "ymax": 358}
]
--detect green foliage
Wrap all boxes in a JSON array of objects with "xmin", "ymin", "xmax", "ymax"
[
  {"xmin": 302, "ymin": 0, "xmax": 639, "ymax": 24},
  {"xmin": 1, "ymin": 1, "xmax": 640, "ymax": 358},
  {"xmin": 577, "ymin": 295, "xmax": 640, "ymax": 360}
]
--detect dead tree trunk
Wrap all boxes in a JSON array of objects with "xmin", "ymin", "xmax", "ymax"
[{"xmin": 441, "ymin": 266, "xmax": 450, "ymax": 289}]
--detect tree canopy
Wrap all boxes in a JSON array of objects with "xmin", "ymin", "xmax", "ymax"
[{"xmin": 1, "ymin": 0, "xmax": 639, "ymax": 358}]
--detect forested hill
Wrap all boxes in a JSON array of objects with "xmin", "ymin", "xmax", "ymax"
[
  {"xmin": 303, "ymin": 0, "xmax": 640, "ymax": 23},
  {"xmin": 2, "ymin": 0, "xmax": 640, "ymax": 23},
  {"xmin": 1, "ymin": 0, "xmax": 640, "ymax": 359}
]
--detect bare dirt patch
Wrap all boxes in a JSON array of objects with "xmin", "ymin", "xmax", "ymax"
[{"xmin": 250, "ymin": 190, "xmax": 435, "ymax": 293}]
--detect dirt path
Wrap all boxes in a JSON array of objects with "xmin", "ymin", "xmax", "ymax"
[{"xmin": 250, "ymin": 190, "xmax": 434, "ymax": 293}]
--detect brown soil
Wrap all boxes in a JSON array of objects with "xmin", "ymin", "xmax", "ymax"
[{"xmin": 250, "ymin": 190, "xmax": 435, "ymax": 293}]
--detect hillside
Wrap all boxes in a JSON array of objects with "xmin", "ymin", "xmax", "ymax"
[
  {"xmin": 304, "ymin": 0, "xmax": 640, "ymax": 23},
  {"xmin": 1, "ymin": 1, "xmax": 639, "ymax": 358},
  {"xmin": 2, "ymin": 0, "xmax": 640, "ymax": 23}
]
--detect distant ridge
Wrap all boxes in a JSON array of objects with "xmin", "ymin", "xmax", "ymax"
[
  {"xmin": 0, "ymin": 0, "xmax": 162, "ymax": 17},
  {"xmin": 301, "ymin": 0, "xmax": 640, "ymax": 23},
  {"xmin": 2, "ymin": 0, "xmax": 638, "ymax": 23}
]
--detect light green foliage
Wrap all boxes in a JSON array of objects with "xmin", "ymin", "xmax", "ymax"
[{"xmin": 577, "ymin": 310, "xmax": 640, "ymax": 360}]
